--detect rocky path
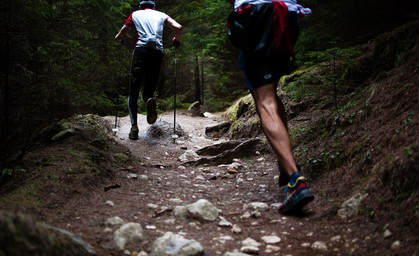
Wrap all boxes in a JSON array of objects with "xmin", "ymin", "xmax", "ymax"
[{"xmin": 84, "ymin": 111, "xmax": 382, "ymax": 256}]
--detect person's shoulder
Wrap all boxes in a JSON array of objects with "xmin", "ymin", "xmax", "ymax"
[{"xmin": 151, "ymin": 9, "xmax": 169, "ymax": 17}]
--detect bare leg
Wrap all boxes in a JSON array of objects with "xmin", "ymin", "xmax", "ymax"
[{"xmin": 251, "ymin": 83, "xmax": 297, "ymax": 176}]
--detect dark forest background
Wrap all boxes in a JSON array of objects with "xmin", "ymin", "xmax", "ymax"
[{"xmin": 1, "ymin": 0, "xmax": 418, "ymax": 167}]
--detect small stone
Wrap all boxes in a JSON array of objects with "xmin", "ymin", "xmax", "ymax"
[
  {"xmin": 301, "ymin": 242, "xmax": 311, "ymax": 247},
  {"xmin": 164, "ymin": 218, "xmax": 176, "ymax": 224},
  {"xmin": 223, "ymin": 252, "xmax": 252, "ymax": 256},
  {"xmin": 139, "ymin": 175, "xmax": 149, "ymax": 181},
  {"xmin": 105, "ymin": 216, "xmax": 124, "ymax": 227},
  {"xmin": 195, "ymin": 175, "xmax": 205, "ymax": 180},
  {"xmin": 147, "ymin": 203, "xmax": 158, "ymax": 209},
  {"xmin": 169, "ymin": 198, "xmax": 183, "ymax": 204},
  {"xmin": 330, "ymin": 235, "xmax": 341, "ymax": 242},
  {"xmin": 127, "ymin": 173, "xmax": 138, "ymax": 179},
  {"xmin": 311, "ymin": 241, "xmax": 327, "ymax": 251},
  {"xmin": 391, "ymin": 240, "xmax": 401, "ymax": 250},
  {"xmin": 243, "ymin": 202, "xmax": 269, "ymax": 212},
  {"xmin": 261, "ymin": 235, "xmax": 281, "ymax": 244},
  {"xmin": 242, "ymin": 237, "xmax": 261, "ymax": 247},
  {"xmin": 265, "ymin": 245, "xmax": 280, "ymax": 252},
  {"xmin": 218, "ymin": 217, "xmax": 233, "ymax": 228},
  {"xmin": 241, "ymin": 246, "xmax": 259, "ymax": 254},
  {"xmin": 251, "ymin": 210, "xmax": 261, "ymax": 218},
  {"xmin": 241, "ymin": 212, "xmax": 251, "ymax": 219},
  {"xmin": 106, "ymin": 200, "xmax": 115, "ymax": 207},
  {"xmin": 338, "ymin": 193, "xmax": 368, "ymax": 218},
  {"xmin": 383, "ymin": 229, "xmax": 392, "ymax": 238},
  {"xmin": 187, "ymin": 199, "xmax": 220, "ymax": 222},
  {"xmin": 232, "ymin": 224, "xmax": 242, "ymax": 234},
  {"xmin": 179, "ymin": 150, "xmax": 200, "ymax": 162},
  {"xmin": 219, "ymin": 235, "xmax": 234, "ymax": 241}
]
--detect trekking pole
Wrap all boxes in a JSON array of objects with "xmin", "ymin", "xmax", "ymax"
[{"xmin": 173, "ymin": 47, "xmax": 177, "ymax": 135}]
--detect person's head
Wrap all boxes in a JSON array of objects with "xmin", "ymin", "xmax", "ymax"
[{"xmin": 139, "ymin": 0, "xmax": 155, "ymax": 10}]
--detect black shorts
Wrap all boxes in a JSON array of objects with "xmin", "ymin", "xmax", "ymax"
[{"xmin": 238, "ymin": 11, "xmax": 300, "ymax": 91}]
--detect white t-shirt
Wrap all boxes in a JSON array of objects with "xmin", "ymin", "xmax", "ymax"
[
  {"xmin": 234, "ymin": 0, "xmax": 311, "ymax": 15},
  {"xmin": 124, "ymin": 9, "xmax": 169, "ymax": 51}
]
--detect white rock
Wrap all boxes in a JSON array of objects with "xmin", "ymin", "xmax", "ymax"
[
  {"xmin": 338, "ymin": 192, "xmax": 368, "ymax": 218},
  {"xmin": 301, "ymin": 242, "xmax": 311, "ymax": 247},
  {"xmin": 139, "ymin": 175, "xmax": 149, "ymax": 181},
  {"xmin": 169, "ymin": 198, "xmax": 184, "ymax": 204},
  {"xmin": 251, "ymin": 210, "xmax": 262, "ymax": 218},
  {"xmin": 223, "ymin": 252, "xmax": 252, "ymax": 256},
  {"xmin": 164, "ymin": 218, "xmax": 176, "ymax": 224},
  {"xmin": 241, "ymin": 212, "xmax": 251, "ymax": 219},
  {"xmin": 138, "ymin": 251, "xmax": 148, "ymax": 256},
  {"xmin": 232, "ymin": 224, "xmax": 242, "ymax": 234},
  {"xmin": 229, "ymin": 162, "xmax": 244, "ymax": 171},
  {"xmin": 187, "ymin": 199, "xmax": 220, "ymax": 222},
  {"xmin": 105, "ymin": 216, "xmax": 124, "ymax": 227},
  {"xmin": 195, "ymin": 175, "xmax": 205, "ymax": 180},
  {"xmin": 203, "ymin": 112, "xmax": 214, "ymax": 118},
  {"xmin": 265, "ymin": 245, "xmax": 280, "ymax": 253},
  {"xmin": 242, "ymin": 237, "xmax": 261, "ymax": 247},
  {"xmin": 178, "ymin": 165, "xmax": 186, "ymax": 170},
  {"xmin": 391, "ymin": 240, "xmax": 401, "ymax": 250},
  {"xmin": 218, "ymin": 216, "xmax": 233, "ymax": 227},
  {"xmin": 261, "ymin": 235, "xmax": 281, "ymax": 244},
  {"xmin": 174, "ymin": 205, "xmax": 188, "ymax": 219},
  {"xmin": 127, "ymin": 173, "xmax": 138, "ymax": 179},
  {"xmin": 150, "ymin": 232, "xmax": 204, "ymax": 256},
  {"xmin": 113, "ymin": 223, "xmax": 144, "ymax": 250},
  {"xmin": 106, "ymin": 200, "xmax": 115, "ymax": 207},
  {"xmin": 147, "ymin": 203, "xmax": 159, "ymax": 209},
  {"xmin": 330, "ymin": 235, "xmax": 341, "ymax": 242},
  {"xmin": 179, "ymin": 150, "xmax": 200, "ymax": 162},
  {"xmin": 311, "ymin": 241, "xmax": 327, "ymax": 251},
  {"xmin": 383, "ymin": 229, "xmax": 392, "ymax": 238},
  {"xmin": 243, "ymin": 202, "xmax": 269, "ymax": 212},
  {"xmin": 219, "ymin": 235, "xmax": 234, "ymax": 241}
]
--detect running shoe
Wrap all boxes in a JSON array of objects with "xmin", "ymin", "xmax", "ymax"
[
  {"xmin": 129, "ymin": 125, "xmax": 139, "ymax": 140},
  {"xmin": 146, "ymin": 98, "xmax": 157, "ymax": 124},
  {"xmin": 278, "ymin": 176, "xmax": 314, "ymax": 214}
]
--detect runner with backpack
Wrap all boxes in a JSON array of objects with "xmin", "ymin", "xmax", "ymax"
[{"xmin": 226, "ymin": 0, "xmax": 314, "ymax": 214}]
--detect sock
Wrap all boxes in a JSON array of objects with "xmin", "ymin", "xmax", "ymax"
[{"xmin": 289, "ymin": 172, "xmax": 302, "ymax": 186}]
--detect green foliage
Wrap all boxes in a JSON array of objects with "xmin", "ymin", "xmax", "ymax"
[{"xmin": 285, "ymin": 45, "xmax": 362, "ymax": 109}]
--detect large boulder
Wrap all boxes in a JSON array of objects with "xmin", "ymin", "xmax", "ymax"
[{"xmin": 0, "ymin": 211, "xmax": 96, "ymax": 256}]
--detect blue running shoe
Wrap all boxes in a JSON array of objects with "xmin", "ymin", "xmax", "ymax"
[{"xmin": 278, "ymin": 176, "xmax": 314, "ymax": 214}]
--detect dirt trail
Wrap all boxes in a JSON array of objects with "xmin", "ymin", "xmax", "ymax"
[{"xmin": 85, "ymin": 111, "xmax": 393, "ymax": 256}]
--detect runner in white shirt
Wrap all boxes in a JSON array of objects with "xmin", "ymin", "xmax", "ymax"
[{"xmin": 115, "ymin": 1, "xmax": 182, "ymax": 139}]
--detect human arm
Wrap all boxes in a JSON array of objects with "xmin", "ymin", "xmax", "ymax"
[
  {"xmin": 114, "ymin": 25, "xmax": 130, "ymax": 41},
  {"xmin": 165, "ymin": 17, "xmax": 182, "ymax": 43}
]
